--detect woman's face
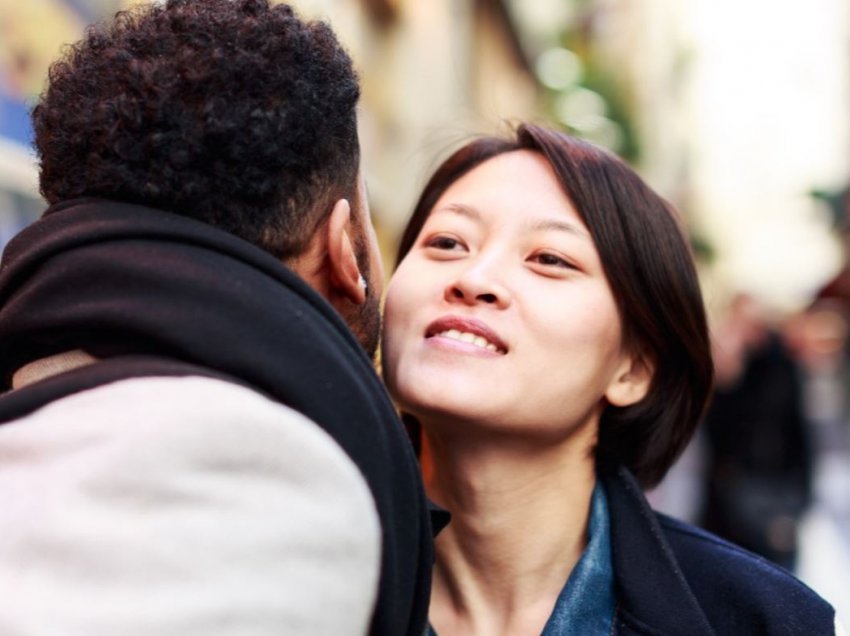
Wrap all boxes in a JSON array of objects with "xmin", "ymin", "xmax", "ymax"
[{"xmin": 382, "ymin": 150, "xmax": 642, "ymax": 440}]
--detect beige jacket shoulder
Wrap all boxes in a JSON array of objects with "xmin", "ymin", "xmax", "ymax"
[{"xmin": 0, "ymin": 376, "xmax": 381, "ymax": 635}]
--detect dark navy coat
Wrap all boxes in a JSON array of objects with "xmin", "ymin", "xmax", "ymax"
[{"xmin": 604, "ymin": 467, "xmax": 836, "ymax": 635}]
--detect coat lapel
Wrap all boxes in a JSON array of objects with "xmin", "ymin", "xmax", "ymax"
[{"xmin": 604, "ymin": 467, "xmax": 715, "ymax": 635}]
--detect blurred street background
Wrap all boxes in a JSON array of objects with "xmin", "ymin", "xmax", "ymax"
[{"xmin": 2, "ymin": 0, "xmax": 850, "ymax": 627}]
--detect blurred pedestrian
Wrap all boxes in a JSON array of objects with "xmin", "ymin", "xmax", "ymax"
[{"xmin": 700, "ymin": 293, "xmax": 814, "ymax": 571}]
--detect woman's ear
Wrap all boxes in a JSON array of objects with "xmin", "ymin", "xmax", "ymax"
[
  {"xmin": 326, "ymin": 198, "xmax": 366, "ymax": 305},
  {"xmin": 605, "ymin": 351, "xmax": 655, "ymax": 407}
]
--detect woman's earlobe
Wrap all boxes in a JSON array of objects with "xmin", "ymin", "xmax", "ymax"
[{"xmin": 605, "ymin": 354, "xmax": 654, "ymax": 407}]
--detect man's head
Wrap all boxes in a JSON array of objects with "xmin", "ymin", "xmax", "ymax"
[{"xmin": 33, "ymin": 0, "xmax": 382, "ymax": 355}]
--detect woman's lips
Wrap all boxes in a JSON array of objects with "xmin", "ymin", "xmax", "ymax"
[{"xmin": 425, "ymin": 316, "xmax": 508, "ymax": 354}]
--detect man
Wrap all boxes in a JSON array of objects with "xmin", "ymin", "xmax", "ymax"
[{"xmin": 0, "ymin": 1, "xmax": 434, "ymax": 634}]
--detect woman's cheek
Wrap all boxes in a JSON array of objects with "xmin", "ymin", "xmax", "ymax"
[{"xmin": 380, "ymin": 292, "xmax": 406, "ymax": 389}]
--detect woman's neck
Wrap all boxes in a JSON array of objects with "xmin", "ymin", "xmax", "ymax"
[{"xmin": 423, "ymin": 426, "xmax": 597, "ymax": 636}]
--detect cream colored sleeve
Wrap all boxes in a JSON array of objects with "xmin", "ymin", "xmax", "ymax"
[{"xmin": 0, "ymin": 376, "xmax": 381, "ymax": 636}]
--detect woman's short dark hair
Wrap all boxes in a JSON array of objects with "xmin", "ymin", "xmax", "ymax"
[
  {"xmin": 396, "ymin": 123, "xmax": 713, "ymax": 488},
  {"xmin": 33, "ymin": 0, "xmax": 360, "ymax": 260}
]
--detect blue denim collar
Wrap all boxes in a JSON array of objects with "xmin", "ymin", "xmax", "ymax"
[
  {"xmin": 427, "ymin": 482, "xmax": 615, "ymax": 636},
  {"xmin": 541, "ymin": 481, "xmax": 616, "ymax": 635}
]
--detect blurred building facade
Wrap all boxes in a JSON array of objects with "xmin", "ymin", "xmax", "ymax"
[
  {"xmin": 291, "ymin": 0, "xmax": 540, "ymax": 254},
  {"xmin": 3, "ymin": 0, "xmax": 850, "ymax": 304},
  {"xmin": 605, "ymin": 0, "xmax": 850, "ymax": 313},
  {"xmin": 0, "ymin": 0, "xmax": 543, "ymax": 258},
  {"xmin": 0, "ymin": 0, "xmax": 95, "ymax": 247}
]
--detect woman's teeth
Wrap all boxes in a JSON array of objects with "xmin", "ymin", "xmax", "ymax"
[{"xmin": 437, "ymin": 329, "xmax": 499, "ymax": 352}]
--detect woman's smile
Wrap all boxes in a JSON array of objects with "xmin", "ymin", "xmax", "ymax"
[{"xmin": 424, "ymin": 315, "xmax": 508, "ymax": 356}]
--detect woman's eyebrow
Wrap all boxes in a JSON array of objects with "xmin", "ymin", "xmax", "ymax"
[
  {"xmin": 528, "ymin": 218, "xmax": 591, "ymax": 240},
  {"xmin": 433, "ymin": 203, "xmax": 590, "ymax": 240},
  {"xmin": 432, "ymin": 203, "xmax": 481, "ymax": 220}
]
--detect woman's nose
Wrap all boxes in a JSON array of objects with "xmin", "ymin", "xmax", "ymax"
[{"xmin": 444, "ymin": 261, "xmax": 511, "ymax": 309}]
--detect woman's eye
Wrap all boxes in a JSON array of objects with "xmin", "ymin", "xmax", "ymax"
[
  {"xmin": 425, "ymin": 235, "xmax": 464, "ymax": 251},
  {"xmin": 531, "ymin": 252, "xmax": 574, "ymax": 269}
]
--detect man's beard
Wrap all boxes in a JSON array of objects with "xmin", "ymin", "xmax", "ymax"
[
  {"xmin": 351, "ymin": 284, "xmax": 381, "ymax": 361},
  {"xmin": 345, "ymin": 232, "xmax": 381, "ymax": 360}
]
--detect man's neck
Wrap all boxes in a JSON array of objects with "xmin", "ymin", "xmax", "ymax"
[{"xmin": 12, "ymin": 350, "xmax": 98, "ymax": 390}]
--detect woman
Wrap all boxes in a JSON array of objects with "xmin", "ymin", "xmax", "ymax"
[{"xmin": 382, "ymin": 124, "xmax": 839, "ymax": 635}]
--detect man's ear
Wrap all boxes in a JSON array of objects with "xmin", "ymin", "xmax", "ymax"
[
  {"xmin": 605, "ymin": 351, "xmax": 655, "ymax": 408},
  {"xmin": 326, "ymin": 197, "xmax": 366, "ymax": 305}
]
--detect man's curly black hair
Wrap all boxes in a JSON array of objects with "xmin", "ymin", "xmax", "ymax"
[{"xmin": 32, "ymin": 0, "xmax": 361, "ymax": 259}]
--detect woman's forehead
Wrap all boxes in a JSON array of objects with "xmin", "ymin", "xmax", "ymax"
[{"xmin": 424, "ymin": 152, "xmax": 589, "ymax": 235}]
